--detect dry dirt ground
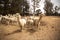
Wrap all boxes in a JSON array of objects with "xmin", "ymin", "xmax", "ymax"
[{"xmin": 0, "ymin": 16, "xmax": 60, "ymax": 40}]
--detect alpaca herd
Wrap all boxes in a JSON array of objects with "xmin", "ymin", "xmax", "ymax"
[{"xmin": 0, "ymin": 13, "xmax": 44, "ymax": 31}]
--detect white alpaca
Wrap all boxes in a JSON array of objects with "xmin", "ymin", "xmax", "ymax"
[
  {"xmin": 19, "ymin": 18, "xmax": 27, "ymax": 27},
  {"xmin": 1, "ymin": 17, "xmax": 10, "ymax": 25}
]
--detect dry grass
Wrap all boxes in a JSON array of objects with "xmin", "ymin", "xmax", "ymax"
[{"xmin": 0, "ymin": 16, "xmax": 60, "ymax": 40}]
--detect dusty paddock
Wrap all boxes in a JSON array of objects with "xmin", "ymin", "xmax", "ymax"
[{"xmin": 0, "ymin": 16, "xmax": 60, "ymax": 40}]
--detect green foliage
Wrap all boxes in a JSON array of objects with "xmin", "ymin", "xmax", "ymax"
[
  {"xmin": 11, "ymin": 0, "xmax": 29, "ymax": 15},
  {"xmin": 44, "ymin": 0, "xmax": 53, "ymax": 16},
  {"xmin": 0, "ymin": 5, "xmax": 4, "ymax": 15},
  {"xmin": 0, "ymin": 0, "xmax": 29, "ymax": 15},
  {"xmin": 32, "ymin": 0, "xmax": 41, "ymax": 16}
]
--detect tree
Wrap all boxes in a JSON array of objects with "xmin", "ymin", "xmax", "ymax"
[
  {"xmin": 11, "ymin": 0, "xmax": 23, "ymax": 14},
  {"xmin": 32, "ymin": 0, "xmax": 41, "ymax": 16},
  {"xmin": 11, "ymin": 0, "xmax": 29, "ymax": 15},
  {"xmin": 0, "ymin": 4, "xmax": 4, "ymax": 15},
  {"xmin": 0, "ymin": 0, "xmax": 29, "ymax": 15},
  {"xmin": 0, "ymin": 0, "xmax": 4, "ymax": 15},
  {"xmin": 53, "ymin": 6, "xmax": 60, "ymax": 16},
  {"xmin": 44, "ymin": 0, "xmax": 53, "ymax": 16},
  {"xmin": 21, "ymin": 0, "xmax": 29, "ymax": 16},
  {"xmin": 36, "ymin": 9, "xmax": 42, "ymax": 15},
  {"xmin": 3, "ymin": 0, "xmax": 10, "ymax": 15},
  {"xmin": 0, "ymin": 0, "xmax": 12, "ymax": 15}
]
